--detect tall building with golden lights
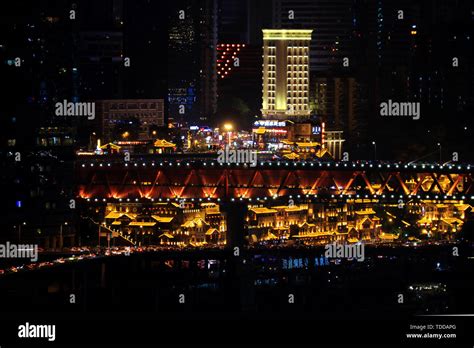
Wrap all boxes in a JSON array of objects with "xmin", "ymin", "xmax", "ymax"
[{"xmin": 261, "ymin": 29, "xmax": 313, "ymax": 120}]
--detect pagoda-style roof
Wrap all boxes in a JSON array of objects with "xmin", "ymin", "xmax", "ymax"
[
  {"xmin": 159, "ymin": 232, "xmax": 174, "ymax": 239},
  {"xmin": 249, "ymin": 207, "xmax": 278, "ymax": 215},
  {"xmin": 205, "ymin": 228, "xmax": 219, "ymax": 235},
  {"xmin": 154, "ymin": 139, "xmax": 176, "ymax": 148},
  {"xmin": 128, "ymin": 221, "xmax": 156, "ymax": 227},
  {"xmin": 283, "ymin": 152, "xmax": 300, "ymax": 160},
  {"xmin": 100, "ymin": 142, "xmax": 121, "ymax": 150},
  {"xmin": 355, "ymin": 208, "xmax": 376, "ymax": 215},
  {"xmin": 181, "ymin": 217, "xmax": 209, "ymax": 228},
  {"xmin": 151, "ymin": 215, "xmax": 174, "ymax": 223},
  {"xmin": 295, "ymin": 142, "xmax": 320, "ymax": 147}
]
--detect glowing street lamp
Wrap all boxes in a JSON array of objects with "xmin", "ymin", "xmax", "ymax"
[
  {"xmin": 16, "ymin": 222, "xmax": 26, "ymax": 243},
  {"xmin": 224, "ymin": 123, "xmax": 233, "ymax": 146}
]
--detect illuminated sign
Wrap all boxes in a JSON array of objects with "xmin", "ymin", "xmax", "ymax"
[
  {"xmin": 312, "ymin": 126, "xmax": 321, "ymax": 134},
  {"xmin": 254, "ymin": 120, "xmax": 286, "ymax": 127}
]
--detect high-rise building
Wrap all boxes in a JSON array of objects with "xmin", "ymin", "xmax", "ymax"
[
  {"xmin": 168, "ymin": 0, "xmax": 218, "ymax": 126},
  {"xmin": 122, "ymin": 0, "xmax": 167, "ymax": 100},
  {"xmin": 261, "ymin": 29, "xmax": 313, "ymax": 120},
  {"xmin": 199, "ymin": 0, "xmax": 219, "ymax": 124},
  {"xmin": 216, "ymin": 43, "xmax": 262, "ymax": 128},
  {"xmin": 218, "ymin": 0, "xmax": 249, "ymax": 43},
  {"xmin": 311, "ymin": 74, "xmax": 366, "ymax": 142},
  {"xmin": 272, "ymin": 0, "xmax": 357, "ymax": 72},
  {"xmin": 168, "ymin": 4, "xmax": 199, "ymax": 125}
]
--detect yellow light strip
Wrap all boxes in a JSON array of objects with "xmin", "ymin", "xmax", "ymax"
[{"xmin": 263, "ymin": 29, "xmax": 313, "ymax": 40}]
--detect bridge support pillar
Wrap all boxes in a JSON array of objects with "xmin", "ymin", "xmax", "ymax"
[
  {"xmin": 221, "ymin": 201, "xmax": 255, "ymax": 311},
  {"xmin": 221, "ymin": 201, "xmax": 248, "ymax": 250}
]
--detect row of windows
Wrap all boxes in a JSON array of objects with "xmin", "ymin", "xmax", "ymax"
[
  {"xmin": 287, "ymin": 55, "xmax": 309, "ymax": 60},
  {"xmin": 265, "ymin": 96, "xmax": 308, "ymax": 101},
  {"xmin": 288, "ymin": 74, "xmax": 308, "ymax": 79},
  {"xmin": 287, "ymin": 93, "xmax": 309, "ymax": 98},
  {"xmin": 108, "ymin": 103, "xmax": 162, "ymax": 109},
  {"xmin": 287, "ymin": 49, "xmax": 309, "ymax": 55},
  {"xmin": 265, "ymin": 105, "xmax": 308, "ymax": 111},
  {"xmin": 287, "ymin": 86, "xmax": 309, "ymax": 91},
  {"xmin": 105, "ymin": 113, "xmax": 162, "ymax": 119},
  {"xmin": 288, "ymin": 68, "xmax": 308, "ymax": 72},
  {"xmin": 287, "ymin": 105, "xmax": 309, "ymax": 110}
]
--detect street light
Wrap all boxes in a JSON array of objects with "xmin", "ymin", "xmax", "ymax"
[
  {"xmin": 17, "ymin": 222, "xmax": 26, "ymax": 243},
  {"xmin": 372, "ymin": 141, "xmax": 377, "ymax": 161},
  {"xmin": 59, "ymin": 222, "xmax": 68, "ymax": 251},
  {"xmin": 437, "ymin": 143, "xmax": 442, "ymax": 163},
  {"xmin": 223, "ymin": 123, "xmax": 233, "ymax": 146}
]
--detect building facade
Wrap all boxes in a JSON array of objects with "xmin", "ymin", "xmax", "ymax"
[
  {"xmin": 96, "ymin": 99, "xmax": 165, "ymax": 142},
  {"xmin": 261, "ymin": 29, "xmax": 313, "ymax": 120}
]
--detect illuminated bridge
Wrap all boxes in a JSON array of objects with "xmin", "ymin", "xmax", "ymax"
[{"xmin": 77, "ymin": 158, "xmax": 474, "ymax": 203}]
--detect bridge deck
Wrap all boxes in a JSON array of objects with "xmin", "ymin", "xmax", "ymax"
[{"xmin": 77, "ymin": 159, "xmax": 473, "ymax": 201}]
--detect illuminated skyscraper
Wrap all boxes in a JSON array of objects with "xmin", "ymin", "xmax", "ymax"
[{"xmin": 261, "ymin": 29, "xmax": 313, "ymax": 120}]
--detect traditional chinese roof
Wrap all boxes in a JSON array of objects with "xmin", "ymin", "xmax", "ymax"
[
  {"xmin": 441, "ymin": 218, "xmax": 464, "ymax": 226},
  {"xmin": 249, "ymin": 207, "xmax": 278, "ymax": 214},
  {"xmin": 100, "ymin": 142, "xmax": 121, "ymax": 150},
  {"xmin": 205, "ymin": 228, "xmax": 219, "ymax": 235},
  {"xmin": 105, "ymin": 212, "xmax": 137, "ymax": 220},
  {"xmin": 128, "ymin": 221, "xmax": 156, "ymax": 227},
  {"xmin": 454, "ymin": 204, "xmax": 472, "ymax": 211},
  {"xmin": 379, "ymin": 232, "xmax": 398, "ymax": 240},
  {"xmin": 151, "ymin": 215, "xmax": 174, "ymax": 223},
  {"xmin": 181, "ymin": 217, "xmax": 209, "ymax": 228},
  {"xmin": 316, "ymin": 148, "xmax": 332, "ymax": 159},
  {"xmin": 105, "ymin": 211, "xmax": 123, "ymax": 219},
  {"xmin": 273, "ymin": 226, "xmax": 289, "ymax": 230},
  {"xmin": 359, "ymin": 217, "xmax": 373, "ymax": 226},
  {"xmin": 295, "ymin": 142, "xmax": 320, "ymax": 147},
  {"xmin": 159, "ymin": 233, "xmax": 174, "ymax": 239},
  {"xmin": 283, "ymin": 152, "xmax": 300, "ymax": 160},
  {"xmin": 201, "ymin": 202, "xmax": 218, "ymax": 207},
  {"xmin": 294, "ymin": 232, "xmax": 333, "ymax": 238},
  {"xmin": 154, "ymin": 139, "xmax": 176, "ymax": 148},
  {"xmin": 266, "ymin": 232, "xmax": 278, "ymax": 240},
  {"xmin": 355, "ymin": 208, "xmax": 376, "ymax": 215},
  {"xmin": 417, "ymin": 216, "xmax": 432, "ymax": 225},
  {"xmin": 299, "ymin": 222, "xmax": 316, "ymax": 228}
]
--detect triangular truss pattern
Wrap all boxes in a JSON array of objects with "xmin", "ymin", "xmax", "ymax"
[{"xmin": 77, "ymin": 165, "xmax": 473, "ymax": 199}]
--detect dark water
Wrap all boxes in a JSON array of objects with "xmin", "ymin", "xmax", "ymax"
[{"xmin": 1, "ymin": 245, "xmax": 473, "ymax": 320}]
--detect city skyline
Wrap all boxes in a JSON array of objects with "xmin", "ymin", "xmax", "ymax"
[{"xmin": 0, "ymin": 0, "xmax": 473, "ymax": 346}]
